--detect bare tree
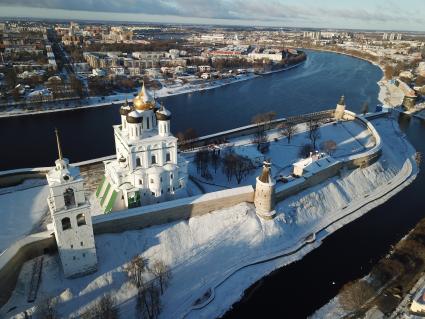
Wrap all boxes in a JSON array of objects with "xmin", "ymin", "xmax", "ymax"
[
  {"xmin": 416, "ymin": 75, "xmax": 425, "ymax": 87},
  {"xmin": 150, "ymin": 260, "xmax": 172, "ymax": 295},
  {"xmin": 371, "ymin": 258, "xmax": 404, "ymax": 285},
  {"xmin": 299, "ymin": 143, "xmax": 314, "ymax": 159},
  {"xmin": 184, "ymin": 128, "xmax": 197, "ymax": 141},
  {"xmin": 195, "ymin": 149, "xmax": 210, "ymax": 179},
  {"xmin": 251, "ymin": 129, "xmax": 269, "ymax": 153},
  {"xmin": 310, "ymin": 129, "xmax": 321, "ymax": 150},
  {"xmin": 211, "ymin": 148, "xmax": 221, "ymax": 174},
  {"xmin": 82, "ymin": 293, "xmax": 119, "ymax": 319},
  {"xmin": 136, "ymin": 283, "xmax": 161, "ymax": 319},
  {"xmin": 320, "ymin": 140, "xmax": 337, "ymax": 156},
  {"xmin": 339, "ymin": 280, "xmax": 375, "ymax": 311},
  {"xmin": 176, "ymin": 128, "xmax": 198, "ymax": 151},
  {"xmin": 234, "ymin": 156, "xmax": 255, "ymax": 184},
  {"xmin": 34, "ymin": 297, "xmax": 58, "ymax": 319},
  {"xmin": 222, "ymin": 151, "xmax": 237, "ymax": 182},
  {"xmin": 398, "ymin": 239, "xmax": 425, "ymax": 261},
  {"xmin": 384, "ymin": 64, "xmax": 394, "ymax": 80},
  {"xmin": 307, "ymin": 118, "xmax": 321, "ymax": 149},
  {"xmin": 280, "ymin": 121, "xmax": 297, "ymax": 144},
  {"xmin": 221, "ymin": 152, "xmax": 253, "ymax": 184},
  {"xmin": 251, "ymin": 112, "xmax": 276, "ymax": 151},
  {"xmin": 361, "ymin": 102, "xmax": 369, "ymax": 115},
  {"xmin": 415, "ymin": 152, "xmax": 422, "ymax": 166},
  {"xmin": 125, "ymin": 255, "xmax": 147, "ymax": 289}
]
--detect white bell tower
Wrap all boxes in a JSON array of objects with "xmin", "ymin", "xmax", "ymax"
[{"xmin": 46, "ymin": 129, "xmax": 97, "ymax": 278}]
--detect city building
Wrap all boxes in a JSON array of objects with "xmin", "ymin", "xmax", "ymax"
[
  {"xmin": 96, "ymin": 84, "xmax": 188, "ymax": 213},
  {"xmin": 303, "ymin": 31, "xmax": 321, "ymax": 40},
  {"xmin": 209, "ymin": 45, "xmax": 250, "ymax": 57},
  {"xmin": 132, "ymin": 51, "xmax": 166, "ymax": 68},
  {"xmin": 248, "ymin": 47, "xmax": 284, "ymax": 62},
  {"xmin": 46, "ymin": 129, "xmax": 97, "ymax": 278}
]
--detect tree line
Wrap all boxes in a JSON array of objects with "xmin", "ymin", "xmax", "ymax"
[{"xmin": 33, "ymin": 255, "xmax": 171, "ymax": 319}]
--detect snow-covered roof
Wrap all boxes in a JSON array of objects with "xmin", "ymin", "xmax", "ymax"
[
  {"xmin": 146, "ymin": 166, "xmax": 165, "ymax": 175},
  {"xmin": 163, "ymin": 163, "xmax": 177, "ymax": 171},
  {"xmin": 128, "ymin": 110, "xmax": 143, "ymax": 118},
  {"xmin": 46, "ymin": 158, "xmax": 81, "ymax": 186},
  {"xmin": 293, "ymin": 155, "xmax": 337, "ymax": 174},
  {"xmin": 158, "ymin": 105, "xmax": 171, "ymax": 117}
]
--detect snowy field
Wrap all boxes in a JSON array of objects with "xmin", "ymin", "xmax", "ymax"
[
  {"xmin": 0, "ymin": 180, "xmax": 49, "ymax": 253},
  {"xmin": 0, "ymin": 116, "xmax": 418, "ymax": 319},
  {"xmin": 184, "ymin": 119, "xmax": 374, "ymax": 193}
]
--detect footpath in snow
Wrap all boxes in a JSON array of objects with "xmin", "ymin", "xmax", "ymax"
[{"xmin": 0, "ymin": 116, "xmax": 418, "ymax": 319}]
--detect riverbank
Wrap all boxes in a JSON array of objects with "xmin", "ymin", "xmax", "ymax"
[
  {"xmin": 0, "ymin": 73, "xmax": 257, "ymax": 118},
  {"xmin": 0, "ymin": 115, "xmax": 418, "ymax": 319},
  {"xmin": 312, "ymin": 201, "xmax": 425, "ymax": 319},
  {"xmin": 301, "ymin": 47, "xmax": 403, "ymax": 108},
  {"xmin": 0, "ymin": 60, "xmax": 307, "ymax": 119}
]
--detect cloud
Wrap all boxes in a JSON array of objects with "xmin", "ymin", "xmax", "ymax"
[{"xmin": 0, "ymin": 0, "xmax": 423, "ymax": 26}]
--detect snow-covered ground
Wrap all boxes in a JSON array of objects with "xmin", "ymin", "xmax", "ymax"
[
  {"xmin": 378, "ymin": 80, "xmax": 404, "ymax": 108},
  {"xmin": 184, "ymin": 119, "xmax": 374, "ymax": 193},
  {"xmin": 0, "ymin": 180, "xmax": 49, "ymax": 253},
  {"xmin": 0, "ymin": 116, "xmax": 418, "ymax": 319}
]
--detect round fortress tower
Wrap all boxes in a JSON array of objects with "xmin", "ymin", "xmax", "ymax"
[{"xmin": 254, "ymin": 160, "xmax": 276, "ymax": 219}]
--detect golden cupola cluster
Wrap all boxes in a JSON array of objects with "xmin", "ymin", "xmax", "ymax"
[{"xmin": 133, "ymin": 83, "xmax": 155, "ymax": 111}]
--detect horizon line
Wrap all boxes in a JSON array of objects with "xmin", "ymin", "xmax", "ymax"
[{"xmin": 1, "ymin": 15, "xmax": 424, "ymax": 34}]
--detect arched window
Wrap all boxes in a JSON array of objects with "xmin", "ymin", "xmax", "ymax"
[
  {"xmin": 151, "ymin": 155, "xmax": 156, "ymax": 164},
  {"xmin": 136, "ymin": 157, "xmax": 141, "ymax": 167},
  {"xmin": 76, "ymin": 213, "xmax": 86, "ymax": 226},
  {"xmin": 166, "ymin": 152, "xmax": 171, "ymax": 162},
  {"xmin": 61, "ymin": 217, "xmax": 71, "ymax": 230},
  {"xmin": 64, "ymin": 188, "xmax": 75, "ymax": 208},
  {"xmin": 147, "ymin": 117, "xmax": 150, "ymax": 129}
]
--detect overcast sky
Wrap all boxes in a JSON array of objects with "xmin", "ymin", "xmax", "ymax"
[{"xmin": 0, "ymin": 0, "xmax": 424, "ymax": 31}]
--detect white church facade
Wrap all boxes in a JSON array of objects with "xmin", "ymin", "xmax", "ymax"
[
  {"xmin": 96, "ymin": 84, "xmax": 188, "ymax": 213},
  {"xmin": 46, "ymin": 129, "xmax": 97, "ymax": 278}
]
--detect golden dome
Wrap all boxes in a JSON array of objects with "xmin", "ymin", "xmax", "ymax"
[{"xmin": 133, "ymin": 83, "xmax": 155, "ymax": 111}]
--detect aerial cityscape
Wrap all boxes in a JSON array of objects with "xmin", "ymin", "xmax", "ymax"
[{"xmin": 0, "ymin": 0, "xmax": 425, "ymax": 318}]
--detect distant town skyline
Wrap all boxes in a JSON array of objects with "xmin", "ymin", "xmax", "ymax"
[{"xmin": 0, "ymin": 0, "xmax": 424, "ymax": 32}]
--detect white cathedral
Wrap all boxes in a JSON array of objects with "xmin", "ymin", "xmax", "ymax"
[{"xmin": 96, "ymin": 84, "xmax": 188, "ymax": 213}]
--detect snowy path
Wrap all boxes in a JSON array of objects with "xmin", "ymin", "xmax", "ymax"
[{"xmin": 0, "ymin": 183, "xmax": 49, "ymax": 253}]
